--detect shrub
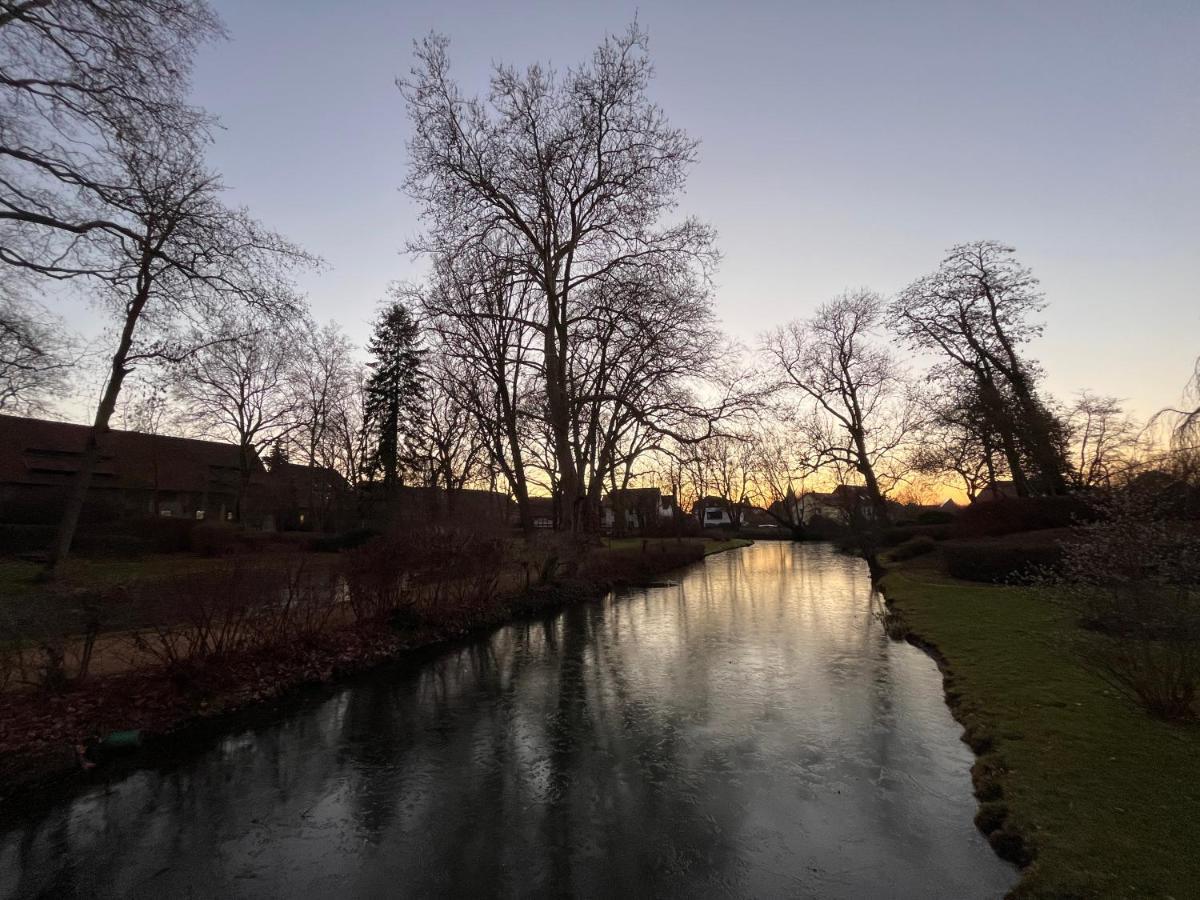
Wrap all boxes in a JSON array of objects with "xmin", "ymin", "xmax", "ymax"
[
  {"xmin": 1045, "ymin": 490, "xmax": 1200, "ymax": 720},
  {"xmin": 0, "ymin": 523, "xmax": 55, "ymax": 556},
  {"xmin": 340, "ymin": 526, "xmax": 508, "ymax": 627},
  {"xmin": 880, "ymin": 523, "xmax": 952, "ymax": 546},
  {"xmin": 917, "ymin": 509, "xmax": 955, "ymax": 525},
  {"xmin": 890, "ymin": 535, "xmax": 936, "ymax": 561},
  {"xmin": 578, "ymin": 542, "xmax": 704, "ymax": 585},
  {"xmin": 310, "ymin": 528, "xmax": 380, "ymax": 553},
  {"xmin": 1089, "ymin": 632, "xmax": 1200, "ymax": 720},
  {"xmin": 190, "ymin": 522, "xmax": 240, "ymax": 557},
  {"xmin": 953, "ymin": 495, "xmax": 1096, "ymax": 538},
  {"xmin": 944, "ymin": 537, "xmax": 1068, "ymax": 583}
]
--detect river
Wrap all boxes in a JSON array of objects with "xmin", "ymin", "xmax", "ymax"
[{"xmin": 0, "ymin": 541, "xmax": 1015, "ymax": 898}]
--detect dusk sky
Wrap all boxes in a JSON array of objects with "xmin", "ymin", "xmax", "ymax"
[{"xmin": 190, "ymin": 0, "xmax": 1198, "ymax": 420}]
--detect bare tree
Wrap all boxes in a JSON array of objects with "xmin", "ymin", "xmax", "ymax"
[
  {"xmin": 420, "ymin": 357, "xmax": 490, "ymax": 509},
  {"xmin": 1066, "ymin": 391, "xmax": 1141, "ymax": 490},
  {"xmin": 889, "ymin": 241, "xmax": 1071, "ymax": 496},
  {"xmin": 0, "ymin": 292, "xmax": 70, "ymax": 412},
  {"xmin": 745, "ymin": 422, "xmax": 814, "ymax": 537},
  {"xmin": 289, "ymin": 319, "xmax": 356, "ymax": 472},
  {"xmin": 1155, "ymin": 356, "xmax": 1200, "ymax": 452},
  {"xmin": 401, "ymin": 25, "xmax": 739, "ymax": 530},
  {"xmin": 764, "ymin": 290, "xmax": 917, "ymax": 524},
  {"xmin": 0, "ymin": 0, "xmax": 223, "ymax": 279},
  {"xmin": 173, "ymin": 315, "xmax": 304, "ymax": 521},
  {"xmin": 910, "ymin": 377, "xmax": 1007, "ymax": 502},
  {"xmin": 418, "ymin": 250, "xmax": 540, "ymax": 529},
  {"xmin": 44, "ymin": 138, "xmax": 312, "ymax": 570}
]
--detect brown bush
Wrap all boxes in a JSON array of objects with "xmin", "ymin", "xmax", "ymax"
[
  {"xmin": 1047, "ymin": 489, "xmax": 1200, "ymax": 720},
  {"xmin": 952, "ymin": 495, "xmax": 1096, "ymax": 538},
  {"xmin": 340, "ymin": 526, "xmax": 508, "ymax": 627},
  {"xmin": 889, "ymin": 535, "xmax": 936, "ymax": 561},
  {"xmin": 943, "ymin": 536, "xmax": 1069, "ymax": 583}
]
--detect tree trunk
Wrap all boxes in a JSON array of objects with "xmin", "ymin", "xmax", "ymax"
[
  {"xmin": 542, "ymin": 287, "xmax": 580, "ymax": 530},
  {"xmin": 47, "ymin": 272, "xmax": 151, "ymax": 574}
]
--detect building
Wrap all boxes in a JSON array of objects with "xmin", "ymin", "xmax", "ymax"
[
  {"xmin": 973, "ymin": 481, "xmax": 1019, "ymax": 503},
  {"xmin": 602, "ymin": 488, "xmax": 678, "ymax": 533},
  {"xmin": 0, "ymin": 413, "xmax": 267, "ymax": 526},
  {"xmin": 796, "ymin": 484, "xmax": 877, "ymax": 525},
  {"xmin": 693, "ymin": 496, "xmax": 735, "ymax": 529},
  {"xmin": 266, "ymin": 461, "xmax": 353, "ymax": 531},
  {"xmin": 526, "ymin": 496, "xmax": 556, "ymax": 529}
]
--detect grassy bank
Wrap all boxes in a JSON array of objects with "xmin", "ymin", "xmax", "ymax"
[{"xmin": 882, "ymin": 562, "xmax": 1200, "ymax": 898}]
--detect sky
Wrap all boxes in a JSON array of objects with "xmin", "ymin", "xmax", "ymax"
[{"xmin": 184, "ymin": 0, "xmax": 1198, "ymax": 421}]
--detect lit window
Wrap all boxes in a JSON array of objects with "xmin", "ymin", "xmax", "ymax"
[
  {"xmin": 195, "ymin": 510, "xmax": 206, "ymax": 520},
  {"xmin": 159, "ymin": 508, "xmax": 173, "ymax": 517}
]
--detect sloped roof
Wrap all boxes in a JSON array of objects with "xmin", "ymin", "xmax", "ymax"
[
  {"xmin": 0, "ymin": 414, "xmax": 263, "ymax": 494},
  {"xmin": 268, "ymin": 461, "xmax": 351, "ymax": 494}
]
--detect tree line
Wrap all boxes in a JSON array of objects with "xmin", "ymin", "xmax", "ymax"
[{"xmin": 1, "ymin": 6, "xmax": 1195, "ymax": 568}]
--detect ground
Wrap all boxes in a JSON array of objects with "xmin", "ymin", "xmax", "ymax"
[{"xmin": 882, "ymin": 559, "xmax": 1200, "ymax": 898}]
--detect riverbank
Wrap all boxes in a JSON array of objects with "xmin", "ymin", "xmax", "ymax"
[
  {"xmin": 881, "ymin": 560, "xmax": 1200, "ymax": 898},
  {"xmin": 0, "ymin": 537, "xmax": 751, "ymax": 800}
]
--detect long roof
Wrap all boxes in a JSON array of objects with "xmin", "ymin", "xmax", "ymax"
[{"xmin": 0, "ymin": 414, "xmax": 263, "ymax": 494}]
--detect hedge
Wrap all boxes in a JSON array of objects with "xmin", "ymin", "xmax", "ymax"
[{"xmin": 943, "ymin": 537, "xmax": 1069, "ymax": 583}]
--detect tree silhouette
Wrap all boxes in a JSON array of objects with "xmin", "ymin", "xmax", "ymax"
[{"xmin": 362, "ymin": 301, "xmax": 427, "ymax": 490}]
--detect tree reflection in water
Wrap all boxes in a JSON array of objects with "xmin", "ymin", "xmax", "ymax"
[{"xmin": 0, "ymin": 543, "xmax": 1015, "ymax": 899}]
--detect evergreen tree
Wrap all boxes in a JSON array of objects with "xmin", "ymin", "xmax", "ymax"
[{"xmin": 362, "ymin": 302, "xmax": 427, "ymax": 488}]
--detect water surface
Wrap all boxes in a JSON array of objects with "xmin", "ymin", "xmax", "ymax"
[{"xmin": 0, "ymin": 542, "xmax": 1015, "ymax": 898}]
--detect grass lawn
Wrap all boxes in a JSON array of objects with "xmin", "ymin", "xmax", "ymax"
[
  {"xmin": 882, "ymin": 562, "xmax": 1200, "ymax": 898},
  {"xmin": 0, "ymin": 555, "xmax": 234, "ymax": 602},
  {"xmin": 601, "ymin": 536, "xmax": 752, "ymax": 556}
]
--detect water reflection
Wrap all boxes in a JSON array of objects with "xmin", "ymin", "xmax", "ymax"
[{"xmin": 0, "ymin": 543, "xmax": 1015, "ymax": 898}]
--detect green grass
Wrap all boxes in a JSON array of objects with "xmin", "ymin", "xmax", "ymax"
[
  {"xmin": 882, "ymin": 564, "xmax": 1200, "ymax": 898},
  {"xmin": 0, "ymin": 555, "xmax": 222, "ymax": 600}
]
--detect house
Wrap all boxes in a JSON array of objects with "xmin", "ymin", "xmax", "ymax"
[
  {"xmin": 741, "ymin": 506, "xmax": 780, "ymax": 528},
  {"xmin": 0, "ymin": 413, "xmax": 268, "ymax": 526},
  {"xmin": 796, "ymin": 484, "xmax": 877, "ymax": 525},
  {"xmin": 973, "ymin": 481, "xmax": 1020, "ymax": 503},
  {"xmin": 527, "ymin": 496, "xmax": 556, "ymax": 529},
  {"xmin": 266, "ymin": 462, "xmax": 352, "ymax": 532},
  {"xmin": 602, "ymin": 487, "xmax": 677, "ymax": 533},
  {"xmin": 693, "ymin": 496, "xmax": 735, "ymax": 529}
]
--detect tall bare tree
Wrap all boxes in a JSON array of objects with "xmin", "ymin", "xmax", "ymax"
[
  {"xmin": 1066, "ymin": 391, "xmax": 1140, "ymax": 489},
  {"xmin": 889, "ymin": 241, "xmax": 1071, "ymax": 496},
  {"xmin": 43, "ymin": 137, "xmax": 311, "ymax": 570},
  {"xmin": 419, "ymin": 250, "xmax": 540, "ymax": 529},
  {"xmin": 173, "ymin": 315, "xmax": 304, "ymax": 521},
  {"xmin": 0, "ymin": 0, "xmax": 222, "ymax": 279},
  {"xmin": 764, "ymin": 290, "xmax": 916, "ymax": 524},
  {"xmin": 401, "ymin": 25, "xmax": 737, "ymax": 530}
]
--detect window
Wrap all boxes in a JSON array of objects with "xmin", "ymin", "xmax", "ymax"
[
  {"xmin": 225, "ymin": 511, "xmax": 234, "ymax": 521},
  {"xmin": 159, "ymin": 508, "xmax": 173, "ymax": 517},
  {"xmin": 195, "ymin": 510, "xmax": 206, "ymax": 520}
]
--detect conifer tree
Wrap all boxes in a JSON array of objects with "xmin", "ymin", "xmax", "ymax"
[{"xmin": 362, "ymin": 302, "xmax": 427, "ymax": 488}]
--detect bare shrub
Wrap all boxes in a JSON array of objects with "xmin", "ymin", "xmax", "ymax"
[
  {"xmin": 341, "ymin": 526, "xmax": 507, "ymax": 628},
  {"xmin": 0, "ymin": 591, "xmax": 109, "ymax": 692},
  {"xmin": 1047, "ymin": 487, "xmax": 1200, "ymax": 720},
  {"xmin": 126, "ymin": 561, "xmax": 286, "ymax": 668}
]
